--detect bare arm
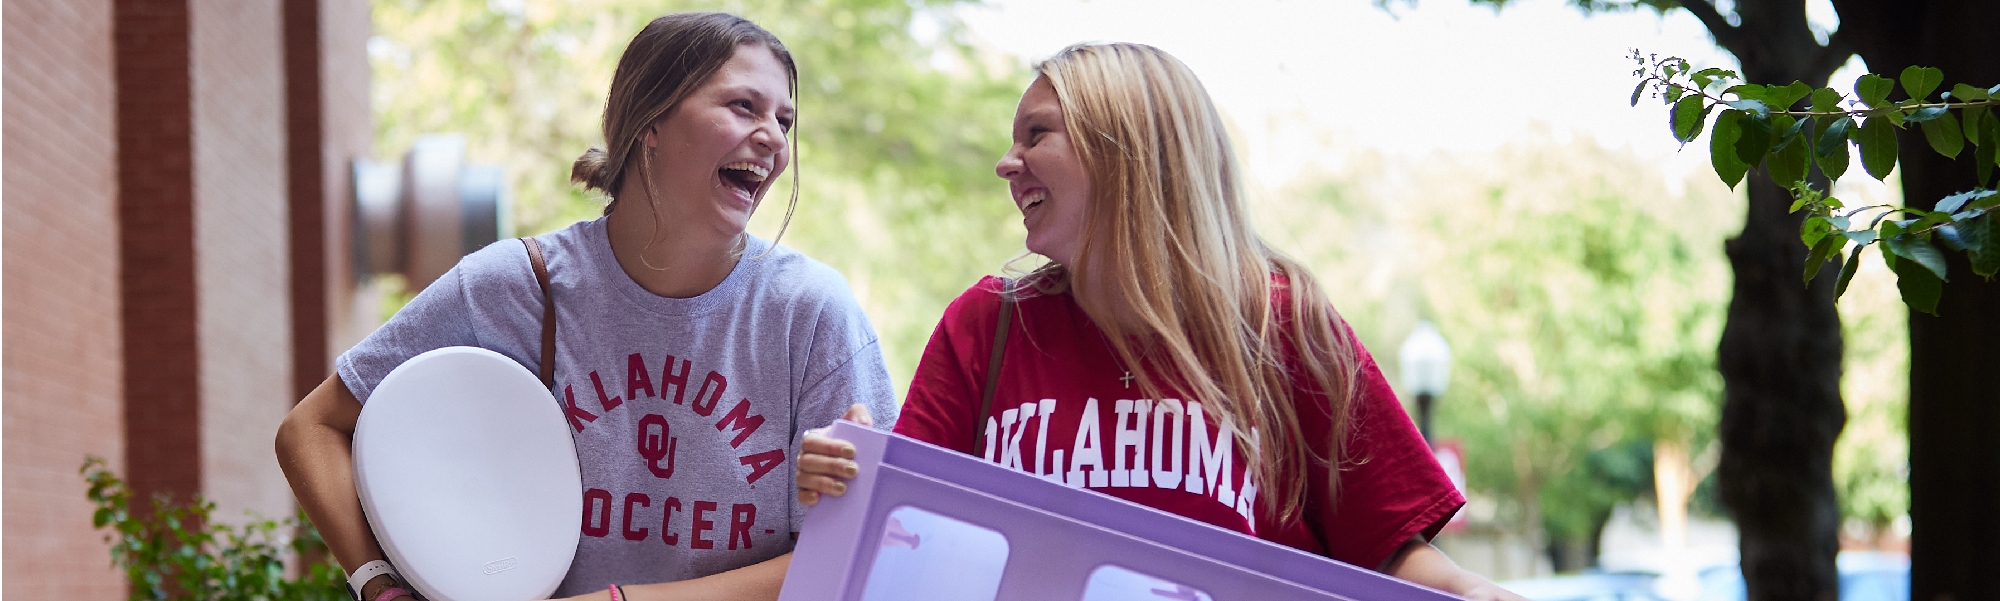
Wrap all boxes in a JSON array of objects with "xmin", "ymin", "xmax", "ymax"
[
  {"xmin": 1380, "ymin": 535, "xmax": 1527, "ymax": 601},
  {"xmin": 275, "ymin": 374, "xmax": 412, "ymax": 601}
]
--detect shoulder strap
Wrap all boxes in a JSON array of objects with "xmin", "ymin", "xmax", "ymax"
[
  {"xmin": 520, "ymin": 237, "xmax": 556, "ymax": 389},
  {"xmin": 973, "ymin": 285, "xmax": 1014, "ymax": 454}
]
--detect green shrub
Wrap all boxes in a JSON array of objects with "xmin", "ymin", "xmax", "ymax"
[{"xmin": 81, "ymin": 457, "xmax": 348, "ymax": 601}]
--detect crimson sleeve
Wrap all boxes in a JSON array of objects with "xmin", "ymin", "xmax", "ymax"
[{"xmin": 891, "ymin": 278, "xmax": 1004, "ymax": 453}]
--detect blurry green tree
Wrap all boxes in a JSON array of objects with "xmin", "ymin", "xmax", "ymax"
[
  {"xmin": 370, "ymin": 0, "xmax": 1030, "ymax": 390},
  {"xmin": 1419, "ymin": 147, "xmax": 1726, "ymax": 572},
  {"xmin": 1261, "ymin": 139, "xmax": 1737, "ymax": 573}
]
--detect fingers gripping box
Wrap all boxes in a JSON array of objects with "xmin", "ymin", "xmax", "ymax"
[{"xmin": 779, "ymin": 421, "xmax": 1463, "ymax": 601}]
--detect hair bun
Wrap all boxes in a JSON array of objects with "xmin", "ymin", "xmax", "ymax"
[{"xmin": 571, "ymin": 147, "xmax": 612, "ymax": 192}]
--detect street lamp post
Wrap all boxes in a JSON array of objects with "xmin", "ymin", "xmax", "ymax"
[{"xmin": 1398, "ymin": 321, "xmax": 1452, "ymax": 445}]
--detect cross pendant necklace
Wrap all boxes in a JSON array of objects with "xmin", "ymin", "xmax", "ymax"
[{"xmin": 1120, "ymin": 371, "xmax": 1135, "ymax": 389}]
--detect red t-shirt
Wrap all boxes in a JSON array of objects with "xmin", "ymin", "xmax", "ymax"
[{"xmin": 894, "ymin": 276, "xmax": 1464, "ymax": 571}]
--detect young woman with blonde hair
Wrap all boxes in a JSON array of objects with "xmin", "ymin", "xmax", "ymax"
[
  {"xmin": 277, "ymin": 13, "xmax": 897, "ymax": 601},
  {"xmin": 797, "ymin": 42, "xmax": 1524, "ymax": 600}
]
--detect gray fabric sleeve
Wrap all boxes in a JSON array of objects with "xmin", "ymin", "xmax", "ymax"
[
  {"xmin": 786, "ymin": 304, "xmax": 899, "ymax": 533},
  {"xmin": 335, "ymin": 240, "xmax": 540, "ymax": 404}
]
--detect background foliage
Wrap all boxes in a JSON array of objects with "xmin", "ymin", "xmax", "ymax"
[{"xmin": 82, "ymin": 458, "xmax": 347, "ymax": 601}]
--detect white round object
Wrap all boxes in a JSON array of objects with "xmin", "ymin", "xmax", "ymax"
[{"xmin": 354, "ymin": 346, "xmax": 581, "ymax": 601}]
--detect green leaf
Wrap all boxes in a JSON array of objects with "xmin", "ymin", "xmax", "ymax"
[
  {"xmin": 1771, "ymin": 81, "xmax": 1813, "ymax": 110},
  {"xmin": 1811, "ymin": 87, "xmax": 1844, "ymax": 113},
  {"xmin": 1980, "ymin": 123, "xmax": 1997, "ymax": 186},
  {"xmin": 1672, "ymin": 96, "xmax": 1706, "ymax": 143},
  {"xmin": 1770, "ymin": 130, "xmax": 1812, "ymax": 186},
  {"xmin": 1965, "ymin": 106, "xmax": 1988, "ymax": 146},
  {"xmin": 1817, "ymin": 116, "xmax": 1855, "ymax": 156},
  {"xmin": 1804, "ymin": 233, "xmax": 1844, "ymax": 282},
  {"xmin": 1857, "ymin": 115, "xmax": 1900, "ymax": 180},
  {"xmin": 1666, "ymin": 84, "xmax": 1688, "ymax": 104},
  {"xmin": 1728, "ymin": 83, "xmax": 1772, "ymax": 104},
  {"xmin": 1935, "ymin": 189, "xmax": 1996, "ymax": 214},
  {"xmin": 1857, "ymin": 74, "xmax": 1896, "ymax": 108},
  {"xmin": 1631, "ymin": 80, "xmax": 1650, "ymax": 107},
  {"xmin": 1970, "ymin": 189, "xmax": 2000, "ymax": 212},
  {"xmin": 1710, "ymin": 110, "xmax": 1750, "ymax": 189},
  {"xmin": 1802, "ymin": 214, "xmax": 1834, "ymax": 248},
  {"xmin": 1885, "ymin": 108, "xmax": 1909, "ymax": 128},
  {"xmin": 1964, "ymin": 214, "xmax": 2000, "ymax": 279},
  {"xmin": 1937, "ymin": 223, "xmax": 1970, "ymax": 251},
  {"xmin": 1692, "ymin": 68, "xmax": 1735, "ymax": 91},
  {"xmin": 1724, "ymin": 98, "xmax": 1771, "ymax": 118},
  {"xmin": 1899, "ymin": 66, "xmax": 1944, "ymax": 101},
  {"xmin": 1771, "ymin": 114, "xmax": 1808, "ymax": 149},
  {"xmin": 1952, "ymin": 83, "xmax": 1992, "ymax": 101},
  {"xmin": 1920, "ymin": 112, "xmax": 1966, "ymax": 159},
  {"xmin": 1737, "ymin": 113, "xmax": 1774, "ymax": 167},
  {"xmin": 1905, "ymin": 106, "xmax": 1950, "ymax": 123},
  {"xmin": 1835, "ymin": 245, "xmax": 1864, "ymax": 300},
  {"xmin": 1989, "ymin": 116, "xmax": 2000, "ymax": 167},
  {"xmin": 1892, "ymin": 251, "xmax": 1944, "ymax": 315},
  {"xmin": 1885, "ymin": 234, "xmax": 1949, "ymax": 280},
  {"xmin": 1844, "ymin": 228, "xmax": 1878, "ymax": 245}
]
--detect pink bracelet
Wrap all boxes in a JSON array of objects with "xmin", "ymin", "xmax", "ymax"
[
  {"xmin": 372, "ymin": 587, "xmax": 409, "ymax": 601},
  {"xmin": 607, "ymin": 584, "xmax": 626, "ymax": 601}
]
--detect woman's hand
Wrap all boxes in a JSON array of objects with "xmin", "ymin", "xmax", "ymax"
[{"xmin": 795, "ymin": 404, "xmax": 873, "ymax": 506}]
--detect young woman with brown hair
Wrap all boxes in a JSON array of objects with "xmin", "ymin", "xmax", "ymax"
[
  {"xmin": 277, "ymin": 13, "xmax": 897, "ymax": 601},
  {"xmin": 796, "ymin": 42, "xmax": 1524, "ymax": 600}
]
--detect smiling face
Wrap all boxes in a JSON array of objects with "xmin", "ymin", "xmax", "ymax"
[
  {"xmin": 640, "ymin": 43, "xmax": 794, "ymax": 237},
  {"xmin": 996, "ymin": 77, "xmax": 1093, "ymax": 267}
]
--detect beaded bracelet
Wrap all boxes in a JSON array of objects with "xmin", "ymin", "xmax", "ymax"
[{"xmin": 607, "ymin": 584, "xmax": 627, "ymax": 601}]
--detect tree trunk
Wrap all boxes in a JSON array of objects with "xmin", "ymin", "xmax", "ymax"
[
  {"xmin": 1716, "ymin": 170, "xmax": 1847, "ymax": 601},
  {"xmin": 1681, "ymin": 1, "xmax": 1856, "ymax": 598},
  {"xmin": 1829, "ymin": 2, "xmax": 2000, "ymax": 599}
]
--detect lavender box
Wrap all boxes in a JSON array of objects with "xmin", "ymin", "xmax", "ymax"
[{"xmin": 778, "ymin": 421, "xmax": 1462, "ymax": 601}]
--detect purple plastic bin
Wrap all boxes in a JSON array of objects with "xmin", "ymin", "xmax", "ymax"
[{"xmin": 779, "ymin": 421, "xmax": 1463, "ymax": 601}]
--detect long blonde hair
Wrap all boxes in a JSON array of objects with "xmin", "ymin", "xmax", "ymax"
[{"xmin": 1023, "ymin": 43, "xmax": 1359, "ymax": 519}]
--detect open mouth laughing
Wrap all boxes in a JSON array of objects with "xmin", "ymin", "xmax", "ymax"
[{"xmin": 718, "ymin": 161, "xmax": 770, "ymax": 199}]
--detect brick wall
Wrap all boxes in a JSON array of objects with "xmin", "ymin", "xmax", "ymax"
[
  {"xmin": 2, "ymin": 0, "xmax": 128, "ymax": 597},
  {"xmin": 5, "ymin": 0, "xmax": 372, "ymax": 593},
  {"xmin": 191, "ymin": 0, "xmax": 294, "ymax": 523},
  {"xmin": 321, "ymin": 0, "xmax": 376, "ymax": 359}
]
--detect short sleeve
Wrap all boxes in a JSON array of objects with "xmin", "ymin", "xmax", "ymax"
[
  {"xmin": 891, "ymin": 279, "xmax": 1001, "ymax": 453},
  {"xmin": 335, "ymin": 240, "xmax": 543, "ymax": 404},
  {"xmin": 1309, "ymin": 341, "xmax": 1465, "ymax": 569},
  {"xmin": 787, "ymin": 283, "xmax": 900, "ymax": 532}
]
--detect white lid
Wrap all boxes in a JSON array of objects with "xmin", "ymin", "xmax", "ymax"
[{"xmin": 354, "ymin": 346, "xmax": 581, "ymax": 601}]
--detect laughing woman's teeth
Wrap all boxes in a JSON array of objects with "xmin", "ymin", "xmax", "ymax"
[
  {"xmin": 721, "ymin": 162, "xmax": 769, "ymax": 182},
  {"xmin": 1022, "ymin": 190, "xmax": 1046, "ymax": 208}
]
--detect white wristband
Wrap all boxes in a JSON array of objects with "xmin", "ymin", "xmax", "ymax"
[{"xmin": 347, "ymin": 559, "xmax": 398, "ymax": 600}]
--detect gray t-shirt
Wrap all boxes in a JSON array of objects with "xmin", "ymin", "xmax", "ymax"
[{"xmin": 337, "ymin": 218, "xmax": 898, "ymax": 596}]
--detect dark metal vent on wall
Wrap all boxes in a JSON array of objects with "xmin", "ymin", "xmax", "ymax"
[{"xmin": 352, "ymin": 134, "xmax": 510, "ymax": 291}]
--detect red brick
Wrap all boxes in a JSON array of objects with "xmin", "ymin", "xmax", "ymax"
[{"xmin": 3, "ymin": 0, "xmax": 128, "ymax": 596}]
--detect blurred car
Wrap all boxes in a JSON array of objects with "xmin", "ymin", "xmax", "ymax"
[
  {"xmin": 1694, "ymin": 551, "xmax": 1909, "ymax": 601},
  {"xmin": 1500, "ymin": 572, "xmax": 1671, "ymax": 601}
]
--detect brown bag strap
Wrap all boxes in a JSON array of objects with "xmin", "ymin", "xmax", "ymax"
[
  {"xmin": 521, "ymin": 237, "xmax": 556, "ymax": 389},
  {"xmin": 973, "ymin": 285, "xmax": 1014, "ymax": 455}
]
